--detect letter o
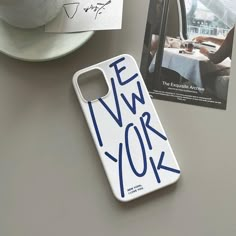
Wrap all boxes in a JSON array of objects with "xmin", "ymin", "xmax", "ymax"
[{"xmin": 125, "ymin": 123, "xmax": 147, "ymax": 177}]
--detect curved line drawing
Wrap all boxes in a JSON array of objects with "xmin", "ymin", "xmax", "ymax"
[
  {"xmin": 83, "ymin": 0, "xmax": 112, "ymax": 19},
  {"xmin": 96, "ymin": 0, "xmax": 111, "ymax": 19}
]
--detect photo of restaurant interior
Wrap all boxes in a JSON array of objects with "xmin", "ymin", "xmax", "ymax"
[{"xmin": 141, "ymin": 0, "xmax": 236, "ymax": 109}]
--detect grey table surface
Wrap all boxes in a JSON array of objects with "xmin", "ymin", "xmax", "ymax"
[{"xmin": 0, "ymin": 1, "xmax": 236, "ymax": 235}]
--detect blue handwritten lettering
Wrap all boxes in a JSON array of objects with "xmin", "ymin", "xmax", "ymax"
[
  {"xmin": 118, "ymin": 143, "xmax": 125, "ymax": 198},
  {"xmin": 157, "ymin": 152, "xmax": 181, "ymax": 174},
  {"xmin": 141, "ymin": 112, "xmax": 167, "ymax": 150},
  {"xmin": 121, "ymin": 81, "xmax": 145, "ymax": 115},
  {"xmin": 149, "ymin": 157, "xmax": 161, "ymax": 183},
  {"xmin": 150, "ymin": 152, "xmax": 180, "ymax": 184},
  {"xmin": 125, "ymin": 123, "xmax": 147, "ymax": 178},
  {"xmin": 109, "ymin": 57, "xmax": 138, "ymax": 86},
  {"xmin": 86, "ymin": 57, "xmax": 179, "ymax": 199},
  {"xmin": 104, "ymin": 151, "xmax": 118, "ymax": 163},
  {"xmin": 98, "ymin": 78, "xmax": 123, "ymax": 127},
  {"xmin": 105, "ymin": 144, "xmax": 125, "ymax": 198},
  {"xmin": 88, "ymin": 101, "xmax": 103, "ymax": 147}
]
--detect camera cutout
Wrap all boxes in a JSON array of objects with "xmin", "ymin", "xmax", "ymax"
[{"xmin": 77, "ymin": 69, "xmax": 109, "ymax": 102}]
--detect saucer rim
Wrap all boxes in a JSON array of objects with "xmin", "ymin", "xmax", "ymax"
[{"xmin": 0, "ymin": 20, "xmax": 94, "ymax": 62}]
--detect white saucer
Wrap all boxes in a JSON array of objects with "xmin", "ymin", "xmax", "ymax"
[{"xmin": 0, "ymin": 19, "xmax": 94, "ymax": 62}]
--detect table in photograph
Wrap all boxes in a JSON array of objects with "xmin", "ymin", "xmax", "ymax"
[
  {"xmin": 149, "ymin": 48, "xmax": 231, "ymax": 88},
  {"xmin": 0, "ymin": 1, "xmax": 236, "ymax": 236}
]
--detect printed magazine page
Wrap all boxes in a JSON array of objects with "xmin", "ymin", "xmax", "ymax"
[{"xmin": 140, "ymin": 0, "xmax": 236, "ymax": 109}]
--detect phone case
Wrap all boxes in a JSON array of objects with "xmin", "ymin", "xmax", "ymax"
[{"xmin": 73, "ymin": 54, "xmax": 181, "ymax": 202}]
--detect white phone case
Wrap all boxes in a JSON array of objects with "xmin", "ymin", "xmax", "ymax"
[{"xmin": 73, "ymin": 54, "xmax": 181, "ymax": 202}]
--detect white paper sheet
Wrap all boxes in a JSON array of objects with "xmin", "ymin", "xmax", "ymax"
[{"xmin": 45, "ymin": 0, "xmax": 123, "ymax": 32}]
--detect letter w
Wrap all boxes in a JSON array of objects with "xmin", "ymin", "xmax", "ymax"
[{"xmin": 121, "ymin": 82, "xmax": 145, "ymax": 115}]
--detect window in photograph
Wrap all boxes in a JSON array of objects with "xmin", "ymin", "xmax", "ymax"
[{"xmin": 184, "ymin": 0, "xmax": 236, "ymax": 39}]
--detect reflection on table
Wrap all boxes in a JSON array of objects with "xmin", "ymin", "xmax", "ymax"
[{"xmin": 149, "ymin": 48, "xmax": 231, "ymax": 88}]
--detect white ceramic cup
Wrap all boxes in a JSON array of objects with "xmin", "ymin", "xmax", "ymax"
[{"xmin": 0, "ymin": 0, "xmax": 64, "ymax": 29}]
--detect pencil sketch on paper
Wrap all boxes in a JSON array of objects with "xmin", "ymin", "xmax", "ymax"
[
  {"xmin": 63, "ymin": 1, "xmax": 112, "ymax": 20},
  {"xmin": 45, "ymin": 0, "xmax": 123, "ymax": 32},
  {"xmin": 63, "ymin": 2, "xmax": 80, "ymax": 19},
  {"xmin": 83, "ymin": 0, "xmax": 112, "ymax": 19}
]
